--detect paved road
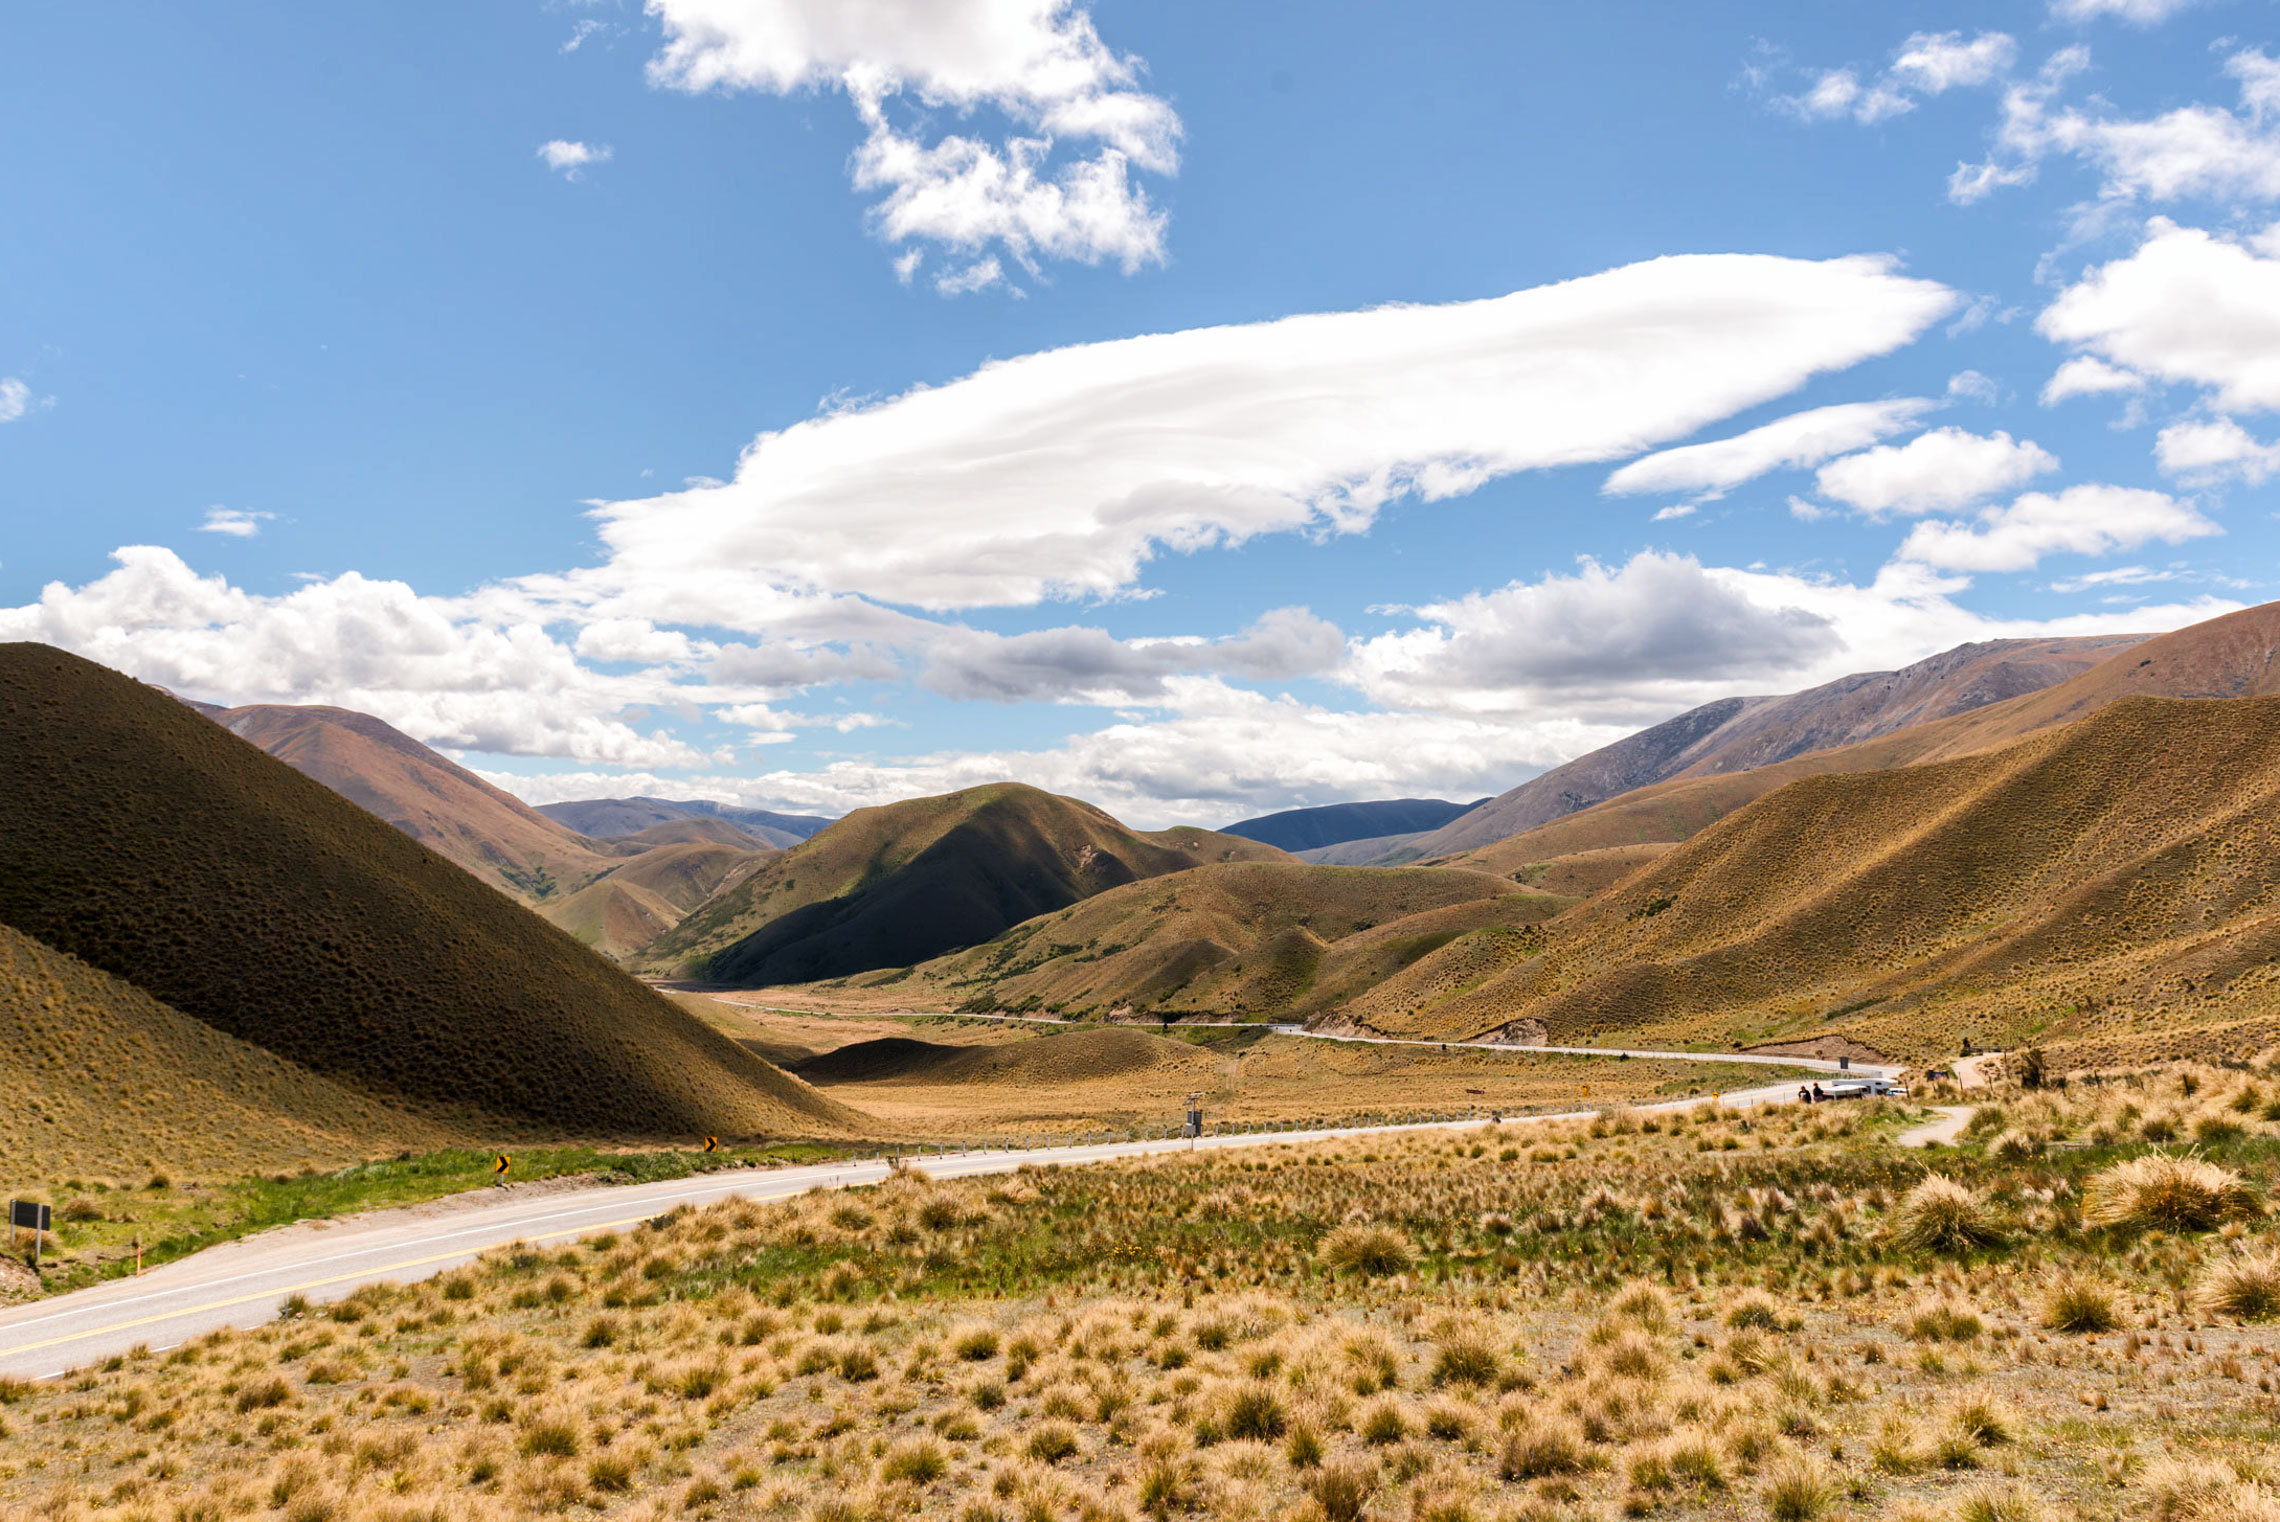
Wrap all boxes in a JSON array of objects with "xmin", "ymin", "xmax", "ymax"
[{"xmin": 0, "ymin": 1075, "xmax": 1838, "ymax": 1382}]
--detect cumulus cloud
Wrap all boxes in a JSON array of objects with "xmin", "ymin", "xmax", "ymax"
[
  {"xmin": 1893, "ymin": 483, "xmax": 2219, "ymax": 571},
  {"xmin": 538, "ymin": 139, "xmax": 612, "ymax": 177},
  {"xmin": 1602, "ymin": 398, "xmax": 1937, "ymax": 498},
  {"xmin": 645, "ymin": 0, "xmax": 1178, "ymax": 281},
  {"xmin": 2040, "ymin": 218, "xmax": 2280, "ymax": 412},
  {"xmin": 578, "ymin": 251, "xmax": 1954, "ymax": 614},
  {"xmin": 0, "ymin": 546, "xmax": 724, "ymax": 769},
  {"xmin": 197, "ymin": 508, "xmax": 274, "ymax": 538},
  {"xmin": 1813, "ymin": 427, "xmax": 2059, "ymax": 516},
  {"xmin": 1955, "ymin": 46, "xmax": 2280, "ymax": 207},
  {"xmin": 2155, "ymin": 416, "xmax": 2280, "ymax": 483},
  {"xmin": 0, "ymin": 378, "xmax": 36, "ymax": 422},
  {"xmin": 1777, "ymin": 32, "xmax": 2015, "ymax": 125},
  {"xmin": 2041, "ymin": 354, "xmax": 2147, "ymax": 404}
]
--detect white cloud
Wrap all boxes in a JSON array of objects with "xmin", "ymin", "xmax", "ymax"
[
  {"xmin": 1947, "ymin": 369, "xmax": 2002, "ymax": 403},
  {"xmin": 1814, "ymin": 427, "xmax": 2059, "ymax": 516},
  {"xmin": 1893, "ymin": 483, "xmax": 2219, "ymax": 571},
  {"xmin": 1651, "ymin": 504, "xmax": 1696, "ymax": 522},
  {"xmin": 1603, "ymin": 398, "xmax": 1938, "ymax": 498},
  {"xmin": 0, "ymin": 546, "xmax": 724, "ymax": 768},
  {"xmin": 0, "ymin": 378, "xmax": 36, "ymax": 422},
  {"xmin": 2155, "ymin": 416, "xmax": 2280, "ymax": 483},
  {"xmin": 1957, "ymin": 46, "xmax": 2280, "ymax": 207},
  {"xmin": 2040, "ymin": 354, "xmax": 2146, "ymax": 404},
  {"xmin": 197, "ymin": 508, "xmax": 274, "ymax": 538},
  {"xmin": 1888, "ymin": 31, "xmax": 2018, "ymax": 94},
  {"xmin": 2049, "ymin": 564, "xmax": 2183, "ymax": 592},
  {"xmin": 577, "ymin": 251, "xmax": 1954, "ymax": 614},
  {"xmin": 645, "ymin": 0, "xmax": 1179, "ymax": 282},
  {"xmin": 538, "ymin": 139, "xmax": 612, "ymax": 177},
  {"xmin": 2040, "ymin": 218, "xmax": 2280, "ymax": 412},
  {"xmin": 2050, "ymin": 0, "xmax": 2201, "ymax": 22},
  {"xmin": 1778, "ymin": 33, "xmax": 2014, "ymax": 125},
  {"xmin": 933, "ymin": 254, "xmax": 1006, "ymax": 296},
  {"xmin": 919, "ymin": 606, "xmax": 1345, "ymax": 704}
]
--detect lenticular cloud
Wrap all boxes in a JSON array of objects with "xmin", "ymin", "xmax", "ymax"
[{"xmin": 580, "ymin": 252, "xmax": 1955, "ymax": 616}]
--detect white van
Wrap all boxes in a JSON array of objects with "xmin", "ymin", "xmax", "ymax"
[{"xmin": 1821, "ymin": 1076, "xmax": 1907, "ymax": 1100}]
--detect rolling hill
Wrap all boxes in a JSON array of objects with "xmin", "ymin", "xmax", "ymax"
[
  {"xmin": 1218, "ymin": 797, "xmax": 1485, "ymax": 853},
  {"xmin": 1350, "ymin": 691, "xmax": 2280, "ymax": 1066},
  {"xmin": 777, "ymin": 859, "xmax": 1569, "ymax": 1024},
  {"xmin": 0, "ymin": 643, "xmax": 859, "ymax": 1140},
  {"xmin": 538, "ymin": 839, "xmax": 777, "ymax": 963},
  {"xmin": 1442, "ymin": 605, "xmax": 2280, "ymax": 880},
  {"xmin": 639, "ymin": 782, "xmax": 1288, "ymax": 986},
  {"xmin": 1401, "ymin": 632, "xmax": 2148, "ymax": 862},
  {"xmin": 210, "ymin": 704, "xmax": 620, "ymax": 901},
  {"xmin": 0, "ymin": 920, "xmax": 461, "ymax": 1189},
  {"xmin": 538, "ymin": 796, "xmax": 833, "ymax": 849}
]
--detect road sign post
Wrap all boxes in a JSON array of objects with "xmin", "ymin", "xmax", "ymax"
[
  {"xmin": 8, "ymin": 1200, "xmax": 50, "ymax": 1269},
  {"xmin": 703, "ymin": 1136, "xmax": 719, "ymax": 1154},
  {"xmin": 492, "ymin": 1154, "xmax": 510, "ymax": 1187}
]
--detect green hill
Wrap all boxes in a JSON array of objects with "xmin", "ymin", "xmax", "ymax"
[
  {"xmin": 640, "ymin": 782, "xmax": 1286, "ymax": 986},
  {"xmin": 0, "ymin": 644, "xmax": 859, "ymax": 1140}
]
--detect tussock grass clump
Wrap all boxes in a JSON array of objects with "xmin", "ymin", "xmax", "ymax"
[
  {"xmin": 1724, "ymin": 1290, "xmax": 1786, "ymax": 1330},
  {"xmin": 2141, "ymin": 1457, "xmax": 2280, "ymax": 1522},
  {"xmin": 1954, "ymin": 1481, "xmax": 2048, "ymax": 1522},
  {"xmin": 1319, "ymin": 1222, "xmax": 1413, "ymax": 1276},
  {"xmin": 1896, "ymin": 1175, "xmax": 2003, "ymax": 1254},
  {"xmin": 1499, "ymin": 1412, "xmax": 1589, "ymax": 1479},
  {"xmin": 2199, "ymin": 1252, "xmax": 2280, "ymax": 1322},
  {"xmin": 2039, "ymin": 1273, "xmax": 2121, "ymax": 1334},
  {"xmin": 1307, "ymin": 1456, "xmax": 1379, "ymax": 1522},
  {"xmin": 2083, "ymin": 1153, "xmax": 2259, "ymax": 1233},
  {"xmin": 1760, "ymin": 1449, "xmax": 1838, "ymax": 1522},
  {"xmin": 1903, "ymin": 1297, "xmax": 1983, "ymax": 1343}
]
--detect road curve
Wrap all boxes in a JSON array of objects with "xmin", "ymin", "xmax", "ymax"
[{"xmin": 0, "ymin": 1077, "xmax": 1828, "ymax": 1381}]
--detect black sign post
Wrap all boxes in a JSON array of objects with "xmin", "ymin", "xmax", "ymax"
[{"xmin": 8, "ymin": 1200, "xmax": 50, "ymax": 1268}]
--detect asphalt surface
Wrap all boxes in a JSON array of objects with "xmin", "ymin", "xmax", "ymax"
[{"xmin": 0, "ymin": 1064, "xmax": 1877, "ymax": 1381}]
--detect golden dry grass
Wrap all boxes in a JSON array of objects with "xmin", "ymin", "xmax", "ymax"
[{"xmin": 7, "ymin": 1073, "xmax": 2279, "ymax": 1522}]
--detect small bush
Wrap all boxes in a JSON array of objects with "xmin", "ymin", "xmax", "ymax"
[
  {"xmin": 879, "ymin": 1439, "xmax": 948, "ymax": 1484},
  {"xmin": 1954, "ymin": 1482, "xmax": 2046, "ymax": 1522},
  {"xmin": 1320, "ymin": 1223, "xmax": 1414, "ymax": 1277},
  {"xmin": 234, "ymin": 1377, "xmax": 291, "ymax": 1414},
  {"xmin": 1903, "ymin": 1298, "xmax": 1983, "ymax": 1343},
  {"xmin": 1896, "ymin": 1176, "xmax": 2003, "ymax": 1254},
  {"xmin": 1724, "ymin": 1291, "xmax": 1784, "ymax": 1330},
  {"xmin": 586, "ymin": 1454, "xmax": 634, "ymax": 1494},
  {"xmin": 1499, "ymin": 1413, "xmax": 1588, "ymax": 1479},
  {"xmin": 1027, "ymin": 1423, "xmax": 1079, "ymax": 1464},
  {"xmin": 2083, "ymin": 1153, "xmax": 2257, "ymax": 1233},
  {"xmin": 2040, "ymin": 1273, "xmax": 2122, "ymax": 1334},
  {"xmin": 2201, "ymin": 1253, "xmax": 2280, "ymax": 1322},
  {"xmin": 519, "ymin": 1418, "xmax": 581, "ymax": 1458},
  {"xmin": 1431, "ymin": 1327, "xmax": 1502, "ymax": 1387},
  {"xmin": 1360, "ymin": 1398, "xmax": 1409, "ymax": 1446},
  {"xmin": 1224, "ymin": 1383, "xmax": 1286, "ymax": 1441},
  {"xmin": 1760, "ymin": 1450, "xmax": 1836, "ymax": 1522},
  {"xmin": 953, "ymin": 1328, "xmax": 1000, "ymax": 1362},
  {"xmin": 1308, "ymin": 1458, "xmax": 1380, "ymax": 1522},
  {"xmin": 1945, "ymin": 1391, "xmax": 2013, "ymax": 1448}
]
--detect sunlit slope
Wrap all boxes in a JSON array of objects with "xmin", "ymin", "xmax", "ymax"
[
  {"xmin": 0, "ymin": 921, "xmax": 461, "ymax": 1189},
  {"xmin": 1409, "ymin": 694, "xmax": 2280, "ymax": 1061},
  {"xmin": 1410, "ymin": 633, "xmax": 2145, "ymax": 859},
  {"xmin": 1451, "ymin": 600, "xmax": 2280, "ymax": 875},
  {"xmin": 790, "ymin": 860, "xmax": 1569, "ymax": 1023},
  {"xmin": 642, "ymin": 782, "xmax": 1287, "ymax": 985},
  {"xmin": 215, "ymin": 703, "xmax": 619, "ymax": 902},
  {"xmin": 539, "ymin": 841, "xmax": 774, "ymax": 962},
  {"xmin": 0, "ymin": 644, "xmax": 860, "ymax": 1139}
]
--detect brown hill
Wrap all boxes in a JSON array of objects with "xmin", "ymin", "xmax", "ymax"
[
  {"xmin": 0, "ymin": 920, "xmax": 460, "ymax": 1190},
  {"xmin": 788, "ymin": 859, "xmax": 1568, "ymax": 1025},
  {"xmin": 1361, "ymin": 692, "xmax": 2280, "ymax": 1065},
  {"xmin": 793, "ymin": 1027, "xmax": 1194, "ymax": 1087},
  {"xmin": 212, "ymin": 703, "xmax": 617, "ymax": 901},
  {"xmin": 540, "ymin": 841, "xmax": 775, "ymax": 962},
  {"xmin": 0, "ymin": 644, "xmax": 859, "ymax": 1140},
  {"xmin": 640, "ymin": 783, "xmax": 1288, "ymax": 986},
  {"xmin": 1449, "ymin": 603, "xmax": 2280, "ymax": 878},
  {"xmin": 1407, "ymin": 633, "xmax": 2147, "ymax": 860},
  {"xmin": 537, "ymin": 796, "xmax": 832, "ymax": 848}
]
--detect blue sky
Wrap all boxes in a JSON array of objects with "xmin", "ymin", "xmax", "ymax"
[{"xmin": 2, "ymin": 0, "xmax": 2271, "ymax": 825}]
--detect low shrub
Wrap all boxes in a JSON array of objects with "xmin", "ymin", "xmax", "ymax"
[
  {"xmin": 1895, "ymin": 1175, "xmax": 2003, "ymax": 1254},
  {"xmin": 2200, "ymin": 1253, "xmax": 2280, "ymax": 1322},
  {"xmin": 2040, "ymin": 1273, "xmax": 2122, "ymax": 1334},
  {"xmin": 1760, "ymin": 1450, "xmax": 1836, "ymax": 1522},
  {"xmin": 1320, "ymin": 1223, "xmax": 1414, "ymax": 1277},
  {"xmin": 2082, "ymin": 1153, "xmax": 2257, "ymax": 1233}
]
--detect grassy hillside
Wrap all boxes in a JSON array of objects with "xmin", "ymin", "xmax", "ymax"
[
  {"xmin": 1449, "ymin": 599, "xmax": 2280, "ymax": 875},
  {"xmin": 1387, "ymin": 693, "xmax": 2280, "ymax": 1061},
  {"xmin": 0, "ymin": 643, "xmax": 859, "ymax": 1140},
  {"xmin": 641, "ymin": 783, "xmax": 1286, "ymax": 986},
  {"xmin": 0, "ymin": 920, "xmax": 460, "ymax": 1191},
  {"xmin": 1411, "ymin": 632, "xmax": 2144, "ymax": 858},
  {"xmin": 540, "ymin": 841, "xmax": 774, "ymax": 962},
  {"xmin": 783, "ymin": 860, "xmax": 1568, "ymax": 1025},
  {"xmin": 1218, "ymin": 796, "xmax": 1481, "ymax": 852},
  {"xmin": 214, "ymin": 703, "xmax": 619, "ymax": 901}
]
